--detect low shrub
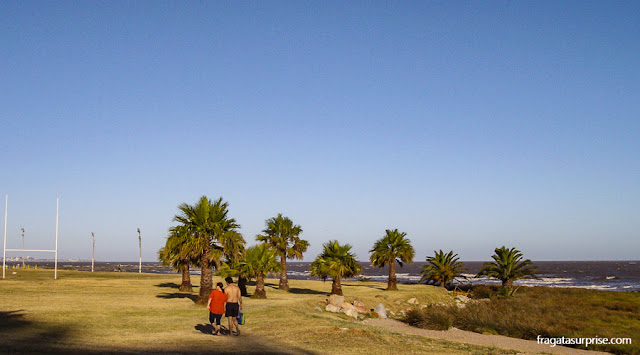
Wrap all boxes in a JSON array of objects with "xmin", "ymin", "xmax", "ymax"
[
  {"xmin": 404, "ymin": 287, "xmax": 640, "ymax": 354},
  {"xmin": 468, "ymin": 285, "xmax": 497, "ymax": 299},
  {"xmin": 406, "ymin": 307, "xmax": 455, "ymax": 331}
]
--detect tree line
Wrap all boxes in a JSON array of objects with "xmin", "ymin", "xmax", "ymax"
[{"xmin": 159, "ymin": 196, "xmax": 537, "ymax": 304}]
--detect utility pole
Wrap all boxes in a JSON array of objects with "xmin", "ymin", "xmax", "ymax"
[
  {"xmin": 3, "ymin": 195, "xmax": 7, "ymax": 279},
  {"xmin": 91, "ymin": 232, "xmax": 95, "ymax": 272},
  {"xmin": 21, "ymin": 228, "xmax": 25, "ymax": 268},
  {"xmin": 54, "ymin": 197, "xmax": 58, "ymax": 280},
  {"xmin": 137, "ymin": 228, "xmax": 141, "ymax": 273}
]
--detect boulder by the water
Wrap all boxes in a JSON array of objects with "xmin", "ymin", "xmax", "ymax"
[
  {"xmin": 341, "ymin": 302, "xmax": 356, "ymax": 310},
  {"xmin": 374, "ymin": 303, "xmax": 388, "ymax": 319},
  {"xmin": 328, "ymin": 295, "xmax": 345, "ymax": 307},
  {"xmin": 353, "ymin": 304, "xmax": 370, "ymax": 314},
  {"xmin": 342, "ymin": 307, "xmax": 359, "ymax": 319}
]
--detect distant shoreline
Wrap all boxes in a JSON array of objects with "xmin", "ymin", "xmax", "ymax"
[{"xmin": 5, "ymin": 260, "xmax": 639, "ymax": 292}]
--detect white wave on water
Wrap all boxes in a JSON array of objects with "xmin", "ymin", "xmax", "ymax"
[
  {"xmin": 354, "ymin": 273, "xmax": 423, "ymax": 282},
  {"xmin": 338, "ymin": 273, "xmax": 624, "ymax": 289},
  {"xmin": 459, "ymin": 274, "xmax": 574, "ymax": 285},
  {"xmin": 287, "ymin": 271, "xmax": 310, "ymax": 277},
  {"xmin": 560, "ymin": 285, "xmax": 616, "ymax": 291},
  {"xmin": 515, "ymin": 277, "xmax": 574, "ymax": 286},
  {"xmin": 457, "ymin": 275, "xmax": 632, "ymax": 291}
]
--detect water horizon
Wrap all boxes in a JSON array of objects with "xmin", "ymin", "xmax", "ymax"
[{"xmin": 5, "ymin": 259, "xmax": 639, "ymax": 292}]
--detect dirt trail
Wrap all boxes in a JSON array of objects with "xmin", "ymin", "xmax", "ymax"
[{"xmin": 364, "ymin": 318, "xmax": 609, "ymax": 355}]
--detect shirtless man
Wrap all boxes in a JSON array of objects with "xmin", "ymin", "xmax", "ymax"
[{"xmin": 224, "ymin": 276, "xmax": 242, "ymax": 336}]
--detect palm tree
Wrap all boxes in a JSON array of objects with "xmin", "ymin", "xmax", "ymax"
[
  {"xmin": 219, "ymin": 230, "xmax": 248, "ymax": 296},
  {"xmin": 370, "ymin": 229, "xmax": 415, "ymax": 291},
  {"xmin": 238, "ymin": 244, "xmax": 281, "ymax": 299},
  {"xmin": 476, "ymin": 246, "xmax": 538, "ymax": 289},
  {"xmin": 420, "ymin": 250, "xmax": 466, "ymax": 288},
  {"xmin": 174, "ymin": 196, "xmax": 240, "ymax": 304},
  {"xmin": 310, "ymin": 240, "xmax": 361, "ymax": 295},
  {"xmin": 157, "ymin": 225, "xmax": 199, "ymax": 292},
  {"xmin": 220, "ymin": 230, "xmax": 246, "ymax": 267},
  {"xmin": 256, "ymin": 214, "xmax": 308, "ymax": 291}
]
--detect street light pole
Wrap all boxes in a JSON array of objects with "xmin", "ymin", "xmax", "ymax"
[
  {"xmin": 21, "ymin": 228, "xmax": 25, "ymax": 268},
  {"xmin": 137, "ymin": 228, "xmax": 141, "ymax": 273},
  {"xmin": 91, "ymin": 232, "xmax": 95, "ymax": 272}
]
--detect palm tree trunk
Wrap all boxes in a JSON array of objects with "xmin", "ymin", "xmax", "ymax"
[
  {"xmin": 331, "ymin": 277, "xmax": 342, "ymax": 295},
  {"xmin": 197, "ymin": 240, "xmax": 213, "ymax": 304},
  {"xmin": 279, "ymin": 254, "xmax": 289, "ymax": 291},
  {"xmin": 254, "ymin": 272, "xmax": 267, "ymax": 299},
  {"xmin": 179, "ymin": 264, "xmax": 193, "ymax": 292},
  {"xmin": 387, "ymin": 262, "xmax": 398, "ymax": 291},
  {"xmin": 238, "ymin": 276, "xmax": 248, "ymax": 297}
]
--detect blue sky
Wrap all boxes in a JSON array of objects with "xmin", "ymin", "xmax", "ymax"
[{"xmin": 1, "ymin": 1, "xmax": 638, "ymax": 262}]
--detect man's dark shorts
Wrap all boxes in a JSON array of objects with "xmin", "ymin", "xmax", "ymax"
[
  {"xmin": 209, "ymin": 312, "xmax": 223, "ymax": 325},
  {"xmin": 225, "ymin": 302, "xmax": 239, "ymax": 318}
]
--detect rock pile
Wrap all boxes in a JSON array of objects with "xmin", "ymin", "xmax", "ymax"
[{"xmin": 322, "ymin": 295, "xmax": 386, "ymax": 320}]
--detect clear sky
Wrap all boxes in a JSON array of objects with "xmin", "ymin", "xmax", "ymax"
[{"xmin": 1, "ymin": 1, "xmax": 638, "ymax": 262}]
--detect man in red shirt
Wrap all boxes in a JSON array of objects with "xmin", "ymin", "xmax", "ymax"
[{"xmin": 207, "ymin": 282, "xmax": 227, "ymax": 335}]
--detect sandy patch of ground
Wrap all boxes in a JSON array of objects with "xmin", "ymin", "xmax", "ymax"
[{"xmin": 364, "ymin": 318, "xmax": 609, "ymax": 355}]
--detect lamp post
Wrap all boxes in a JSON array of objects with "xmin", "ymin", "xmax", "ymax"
[
  {"xmin": 91, "ymin": 232, "xmax": 95, "ymax": 272},
  {"xmin": 137, "ymin": 228, "xmax": 141, "ymax": 273},
  {"xmin": 21, "ymin": 228, "xmax": 24, "ymax": 268}
]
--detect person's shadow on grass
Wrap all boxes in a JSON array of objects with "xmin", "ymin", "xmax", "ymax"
[
  {"xmin": 194, "ymin": 323, "xmax": 213, "ymax": 334},
  {"xmin": 195, "ymin": 323, "xmax": 230, "ymax": 335}
]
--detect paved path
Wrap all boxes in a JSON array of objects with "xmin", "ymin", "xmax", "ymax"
[{"xmin": 364, "ymin": 318, "xmax": 609, "ymax": 355}]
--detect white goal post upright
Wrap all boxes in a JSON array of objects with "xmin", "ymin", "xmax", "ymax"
[
  {"xmin": 2, "ymin": 195, "xmax": 7, "ymax": 279},
  {"xmin": 2, "ymin": 196, "xmax": 59, "ymax": 279},
  {"xmin": 55, "ymin": 198, "xmax": 59, "ymax": 279}
]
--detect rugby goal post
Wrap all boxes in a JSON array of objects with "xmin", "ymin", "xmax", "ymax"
[{"xmin": 2, "ymin": 195, "xmax": 59, "ymax": 279}]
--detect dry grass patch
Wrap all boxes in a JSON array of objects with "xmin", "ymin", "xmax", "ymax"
[
  {"xmin": 407, "ymin": 285, "xmax": 640, "ymax": 354},
  {"xmin": 1, "ymin": 270, "xmax": 506, "ymax": 354}
]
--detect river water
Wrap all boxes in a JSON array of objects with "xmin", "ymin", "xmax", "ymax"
[{"xmin": 7, "ymin": 260, "xmax": 638, "ymax": 291}]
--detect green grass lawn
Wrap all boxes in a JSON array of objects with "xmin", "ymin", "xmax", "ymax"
[{"xmin": 0, "ymin": 269, "xmax": 509, "ymax": 354}]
